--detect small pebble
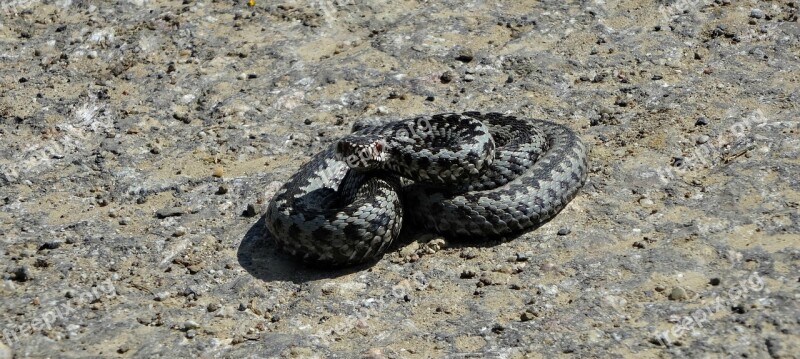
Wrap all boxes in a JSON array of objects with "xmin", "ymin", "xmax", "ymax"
[
  {"xmin": 172, "ymin": 111, "xmax": 190, "ymax": 123},
  {"xmin": 696, "ymin": 135, "xmax": 710, "ymax": 144},
  {"xmin": 695, "ymin": 117, "xmax": 709, "ymax": 126},
  {"xmin": 119, "ymin": 217, "xmax": 131, "ymax": 225},
  {"xmin": 399, "ymin": 241, "xmax": 420, "ymax": 257},
  {"xmin": 207, "ymin": 303, "xmax": 221, "ymax": 312},
  {"xmin": 156, "ymin": 207, "xmax": 184, "ymax": 219},
  {"xmin": 187, "ymin": 265, "xmax": 202, "ymax": 274},
  {"xmin": 515, "ymin": 252, "xmax": 532, "ymax": 262},
  {"xmin": 520, "ymin": 309, "xmax": 538, "ymax": 322},
  {"xmin": 155, "ymin": 292, "xmax": 171, "ymax": 301},
  {"xmin": 460, "ymin": 268, "xmax": 478, "ymax": 279},
  {"xmin": 668, "ymin": 287, "xmax": 689, "ymax": 301},
  {"xmin": 185, "ymin": 329, "xmax": 196, "ymax": 339},
  {"xmin": 709, "ymin": 278, "xmax": 721, "ymax": 286},
  {"xmin": 173, "ymin": 227, "xmax": 187, "ymax": 237},
  {"xmin": 463, "ymin": 74, "xmax": 475, "ymax": 82},
  {"xmin": 426, "ymin": 238, "xmax": 446, "ymax": 252},
  {"xmin": 440, "ymin": 71, "xmax": 453, "ymax": 84},
  {"xmin": 557, "ymin": 227, "xmax": 571, "ymax": 236},
  {"xmin": 455, "ymin": 47, "xmax": 474, "ymax": 63},
  {"xmin": 117, "ymin": 345, "xmax": 129, "ymax": 354},
  {"xmin": 479, "ymin": 272, "xmax": 503, "ymax": 286},
  {"xmin": 494, "ymin": 264, "xmax": 515, "ymax": 274},
  {"xmin": 14, "ymin": 266, "xmax": 31, "ymax": 282},
  {"xmin": 216, "ymin": 185, "xmax": 228, "ymax": 195},
  {"xmin": 750, "ymin": 9, "xmax": 763, "ymax": 19},
  {"xmin": 765, "ymin": 338, "xmax": 784, "ymax": 357},
  {"xmin": 242, "ymin": 204, "xmax": 259, "ymax": 217},
  {"xmin": 184, "ymin": 320, "xmax": 200, "ymax": 330},
  {"xmin": 39, "ymin": 241, "xmax": 62, "ymax": 250},
  {"xmin": 212, "ymin": 167, "xmax": 224, "ymax": 178}
]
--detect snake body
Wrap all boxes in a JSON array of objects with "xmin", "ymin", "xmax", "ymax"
[{"xmin": 265, "ymin": 112, "xmax": 588, "ymax": 266}]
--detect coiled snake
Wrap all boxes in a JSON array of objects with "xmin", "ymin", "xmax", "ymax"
[{"xmin": 265, "ymin": 112, "xmax": 588, "ymax": 266}]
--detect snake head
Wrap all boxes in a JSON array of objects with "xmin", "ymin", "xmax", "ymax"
[{"xmin": 335, "ymin": 134, "xmax": 389, "ymax": 170}]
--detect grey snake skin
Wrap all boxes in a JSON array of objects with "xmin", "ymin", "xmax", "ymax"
[{"xmin": 265, "ymin": 112, "xmax": 588, "ymax": 266}]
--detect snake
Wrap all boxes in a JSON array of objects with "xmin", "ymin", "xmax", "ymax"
[{"xmin": 265, "ymin": 112, "xmax": 588, "ymax": 266}]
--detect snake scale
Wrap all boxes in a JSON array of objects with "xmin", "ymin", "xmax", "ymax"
[{"xmin": 265, "ymin": 112, "xmax": 588, "ymax": 266}]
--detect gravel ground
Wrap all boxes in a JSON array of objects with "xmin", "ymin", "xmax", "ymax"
[{"xmin": 1, "ymin": 0, "xmax": 798, "ymax": 358}]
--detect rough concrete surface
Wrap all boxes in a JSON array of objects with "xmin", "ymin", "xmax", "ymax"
[{"xmin": 0, "ymin": 0, "xmax": 798, "ymax": 358}]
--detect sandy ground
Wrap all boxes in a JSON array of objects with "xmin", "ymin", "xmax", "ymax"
[{"xmin": 0, "ymin": 0, "xmax": 798, "ymax": 358}]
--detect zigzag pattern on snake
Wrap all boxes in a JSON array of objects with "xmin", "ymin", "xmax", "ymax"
[{"xmin": 265, "ymin": 112, "xmax": 588, "ymax": 266}]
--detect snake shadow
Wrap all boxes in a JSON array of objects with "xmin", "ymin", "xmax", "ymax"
[
  {"xmin": 238, "ymin": 215, "xmax": 539, "ymax": 284},
  {"xmin": 237, "ymin": 216, "xmax": 379, "ymax": 284}
]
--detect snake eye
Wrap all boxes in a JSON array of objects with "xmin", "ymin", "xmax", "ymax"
[{"xmin": 374, "ymin": 142, "xmax": 383, "ymax": 152}]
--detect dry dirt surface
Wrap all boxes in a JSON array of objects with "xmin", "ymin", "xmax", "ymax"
[{"xmin": 1, "ymin": 0, "xmax": 799, "ymax": 358}]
